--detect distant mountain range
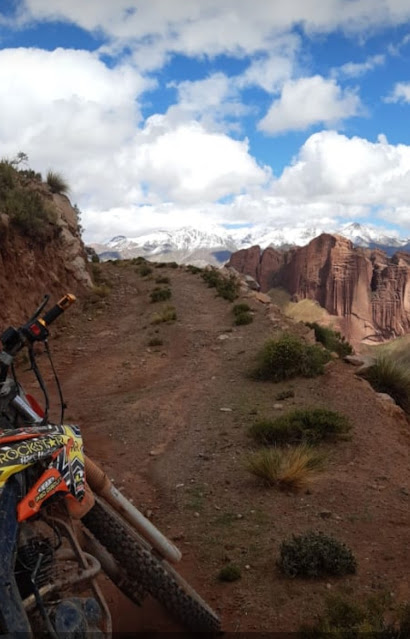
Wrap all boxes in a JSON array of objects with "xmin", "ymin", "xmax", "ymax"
[{"xmin": 90, "ymin": 222, "xmax": 410, "ymax": 266}]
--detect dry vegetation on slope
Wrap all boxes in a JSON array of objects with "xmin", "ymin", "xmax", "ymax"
[{"xmin": 19, "ymin": 259, "xmax": 410, "ymax": 634}]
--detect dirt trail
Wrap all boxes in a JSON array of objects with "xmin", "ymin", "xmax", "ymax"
[{"xmin": 22, "ymin": 262, "xmax": 410, "ymax": 633}]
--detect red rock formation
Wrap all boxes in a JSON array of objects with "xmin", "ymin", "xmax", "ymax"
[{"xmin": 228, "ymin": 233, "xmax": 410, "ymax": 343}]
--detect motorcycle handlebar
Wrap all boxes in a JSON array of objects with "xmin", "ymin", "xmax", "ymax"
[{"xmin": 41, "ymin": 294, "xmax": 76, "ymax": 327}]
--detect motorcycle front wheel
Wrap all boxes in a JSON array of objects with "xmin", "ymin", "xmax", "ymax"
[{"xmin": 82, "ymin": 497, "xmax": 221, "ymax": 633}]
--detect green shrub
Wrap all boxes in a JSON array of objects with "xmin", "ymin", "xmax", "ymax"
[
  {"xmin": 218, "ymin": 563, "xmax": 241, "ymax": 582},
  {"xmin": 150, "ymin": 287, "xmax": 172, "ymax": 303},
  {"xmin": 139, "ymin": 264, "xmax": 153, "ymax": 276},
  {"xmin": 169, "ymin": 261, "xmax": 179, "ymax": 269},
  {"xmin": 245, "ymin": 445, "xmax": 325, "ymax": 491},
  {"xmin": 6, "ymin": 189, "xmax": 57, "ymax": 240},
  {"xmin": 46, "ymin": 170, "xmax": 70, "ymax": 194},
  {"xmin": 248, "ymin": 409, "xmax": 351, "ymax": 446},
  {"xmin": 300, "ymin": 592, "xmax": 408, "ymax": 637},
  {"xmin": 0, "ymin": 160, "xmax": 16, "ymax": 198},
  {"xmin": 91, "ymin": 254, "xmax": 100, "ymax": 263},
  {"xmin": 201, "ymin": 268, "xmax": 239, "ymax": 302},
  {"xmin": 306, "ymin": 322, "xmax": 353, "ymax": 357},
  {"xmin": 234, "ymin": 312, "xmax": 253, "ymax": 326},
  {"xmin": 151, "ymin": 305, "xmax": 177, "ymax": 324},
  {"xmin": 155, "ymin": 262, "xmax": 167, "ymax": 268},
  {"xmin": 252, "ymin": 333, "xmax": 331, "ymax": 381},
  {"xmin": 155, "ymin": 276, "xmax": 170, "ymax": 284},
  {"xmin": 278, "ymin": 531, "xmax": 357, "ymax": 578},
  {"xmin": 233, "ymin": 303, "xmax": 251, "ymax": 315},
  {"xmin": 131, "ymin": 257, "xmax": 147, "ymax": 265},
  {"xmin": 275, "ymin": 389, "xmax": 295, "ymax": 401},
  {"xmin": 362, "ymin": 356, "xmax": 410, "ymax": 414},
  {"xmin": 91, "ymin": 284, "xmax": 111, "ymax": 298},
  {"xmin": 148, "ymin": 337, "xmax": 163, "ymax": 347},
  {"xmin": 186, "ymin": 265, "xmax": 202, "ymax": 274}
]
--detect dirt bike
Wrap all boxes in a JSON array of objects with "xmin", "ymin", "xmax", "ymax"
[{"xmin": 0, "ymin": 294, "xmax": 221, "ymax": 637}]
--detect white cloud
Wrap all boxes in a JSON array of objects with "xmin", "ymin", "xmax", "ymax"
[
  {"xmin": 385, "ymin": 81, "xmax": 410, "ymax": 102},
  {"xmin": 13, "ymin": 1, "xmax": 410, "ymax": 70},
  {"xmin": 333, "ymin": 53, "xmax": 385, "ymax": 78},
  {"xmin": 258, "ymin": 76, "xmax": 361, "ymax": 134},
  {"xmin": 274, "ymin": 131, "xmax": 410, "ymax": 223}
]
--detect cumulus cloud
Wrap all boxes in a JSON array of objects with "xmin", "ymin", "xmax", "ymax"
[
  {"xmin": 385, "ymin": 81, "xmax": 410, "ymax": 102},
  {"xmin": 273, "ymin": 131, "xmax": 410, "ymax": 227},
  {"xmin": 11, "ymin": 0, "xmax": 410, "ymax": 69},
  {"xmin": 333, "ymin": 53, "xmax": 385, "ymax": 78},
  {"xmin": 258, "ymin": 76, "xmax": 362, "ymax": 134}
]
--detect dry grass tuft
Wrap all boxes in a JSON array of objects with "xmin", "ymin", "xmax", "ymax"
[{"xmin": 245, "ymin": 445, "xmax": 325, "ymax": 491}]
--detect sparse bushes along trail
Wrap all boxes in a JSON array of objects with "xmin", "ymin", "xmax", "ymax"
[
  {"xmin": 278, "ymin": 531, "xmax": 357, "ymax": 578},
  {"xmin": 245, "ymin": 445, "xmax": 325, "ymax": 491},
  {"xmin": 248, "ymin": 409, "xmax": 351, "ymax": 446},
  {"xmin": 201, "ymin": 268, "xmax": 240, "ymax": 302},
  {"xmin": 361, "ymin": 356, "xmax": 410, "ymax": 414},
  {"xmin": 306, "ymin": 322, "xmax": 353, "ymax": 357},
  {"xmin": 251, "ymin": 333, "xmax": 331, "ymax": 381}
]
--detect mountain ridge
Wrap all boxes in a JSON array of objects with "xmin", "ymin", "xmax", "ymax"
[{"xmin": 91, "ymin": 222, "xmax": 409, "ymax": 266}]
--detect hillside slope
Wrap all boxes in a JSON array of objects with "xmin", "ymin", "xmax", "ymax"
[
  {"xmin": 19, "ymin": 260, "xmax": 410, "ymax": 634},
  {"xmin": 0, "ymin": 163, "xmax": 91, "ymax": 324}
]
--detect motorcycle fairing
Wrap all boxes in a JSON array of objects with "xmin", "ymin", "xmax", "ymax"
[{"xmin": 0, "ymin": 423, "xmax": 86, "ymax": 521}]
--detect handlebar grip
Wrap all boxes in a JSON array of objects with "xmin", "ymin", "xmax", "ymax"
[{"xmin": 41, "ymin": 294, "xmax": 76, "ymax": 326}]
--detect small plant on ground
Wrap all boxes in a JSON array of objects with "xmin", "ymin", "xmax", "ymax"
[
  {"xmin": 234, "ymin": 312, "xmax": 253, "ymax": 326},
  {"xmin": 148, "ymin": 337, "xmax": 163, "ymax": 347},
  {"xmin": 46, "ymin": 170, "xmax": 70, "ymax": 194},
  {"xmin": 278, "ymin": 531, "xmax": 357, "ymax": 578},
  {"xmin": 233, "ymin": 303, "xmax": 251, "ymax": 315},
  {"xmin": 150, "ymin": 287, "xmax": 172, "ymax": 302},
  {"xmin": 251, "ymin": 333, "xmax": 331, "ymax": 381},
  {"xmin": 218, "ymin": 563, "xmax": 241, "ymax": 582},
  {"xmin": 248, "ymin": 408, "xmax": 351, "ymax": 445},
  {"xmin": 306, "ymin": 322, "xmax": 353, "ymax": 357},
  {"xmin": 300, "ymin": 592, "xmax": 410, "ymax": 637},
  {"xmin": 232, "ymin": 302, "xmax": 253, "ymax": 325},
  {"xmin": 155, "ymin": 276, "xmax": 170, "ymax": 284},
  {"xmin": 139, "ymin": 264, "xmax": 153, "ymax": 276},
  {"xmin": 275, "ymin": 389, "xmax": 295, "ymax": 401},
  {"xmin": 245, "ymin": 445, "xmax": 325, "ymax": 491},
  {"xmin": 91, "ymin": 284, "xmax": 111, "ymax": 299},
  {"xmin": 201, "ymin": 268, "xmax": 239, "ymax": 302},
  {"xmin": 151, "ymin": 305, "xmax": 177, "ymax": 324},
  {"xmin": 169, "ymin": 261, "xmax": 179, "ymax": 269},
  {"xmin": 186, "ymin": 265, "xmax": 202, "ymax": 274},
  {"xmin": 361, "ymin": 356, "xmax": 410, "ymax": 414}
]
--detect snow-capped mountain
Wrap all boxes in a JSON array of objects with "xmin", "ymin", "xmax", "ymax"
[{"xmin": 91, "ymin": 223, "xmax": 409, "ymax": 266}]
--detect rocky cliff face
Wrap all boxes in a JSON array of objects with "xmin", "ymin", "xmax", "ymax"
[
  {"xmin": 0, "ymin": 183, "xmax": 91, "ymax": 326},
  {"xmin": 228, "ymin": 233, "xmax": 410, "ymax": 343}
]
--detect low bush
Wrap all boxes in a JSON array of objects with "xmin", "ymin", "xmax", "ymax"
[
  {"xmin": 151, "ymin": 305, "xmax": 177, "ymax": 324},
  {"xmin": 233, "ymin": 303, "xmax": 251, "ymax": 315},
  {"xmin": 300, "ymin": 592, "xmax": 410, "ymax": 637},
  {"xmin": 91, "ymin": 284, "xmax": 111, "ymax": 298},
  {"xmin": 234, "ymin": 312, "xmax": 253, "ymax": 326},
  {"xmin": 361, "ymin": 356, "xmax": 410, "ymax": 414},
  {"xmin": 306, "ymin": 322, "xmax": 353, "ymax": 357},
  {"xmin": 139, "ymin": 264, "xmax": 153, "ymax": 276},
  {"xmin": 275, "ymin": 389, "xmax": 295, "ymax": 401},
  {"xmin": 249, "ymin": 408, "xmax": 351, "ymax": 446},
  {"xmin": 251, "ymin": 333, "xmax": 331, "ymax": 381},
  {"xmin": 46, "ymin": 170, "xmax": 70, "ymax": 194},
  {"xmin": 186, "ymin": 265, "xmax": 202, "ymax": 274},
  {"xmin": 201, "ymin": 268, "xmax": 239, "ymax": 302},
  {"xmin": 169, "ymin": 261, "xmax": 179, "ymax": 269},
  {"xmin": 155, "ymin": 276, "xmax": 170, "ymax": 284},
  {"xmin": 148, "ymin": 337, "xmax": 163, "ymax": 347},
  {"xmin": 245, "ymin": 445, "xmax": 325, "ymax": 491},
  {"xmin": 150, "ymin": 287, "xmax": 172, "ymax": 303},
  {"xmin": 278, "ymin": 531, "xmax": 357, "ymax": 578},
  {"xmin": 6, "ymin": 189, "xmax": 57, "ymax": 240},
  {"xmin": 218, "ymin": 563, "xmax": 241, "ymax": 582}
]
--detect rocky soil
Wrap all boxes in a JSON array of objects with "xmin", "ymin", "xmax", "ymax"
[{"xmin": 19, "ymin": 261, "xmax": 410, "ymax": 634}]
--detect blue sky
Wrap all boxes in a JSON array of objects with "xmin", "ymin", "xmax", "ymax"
[{"xmin": 0, "ymin": 1, "xmax": 410, "ymax": 242}]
